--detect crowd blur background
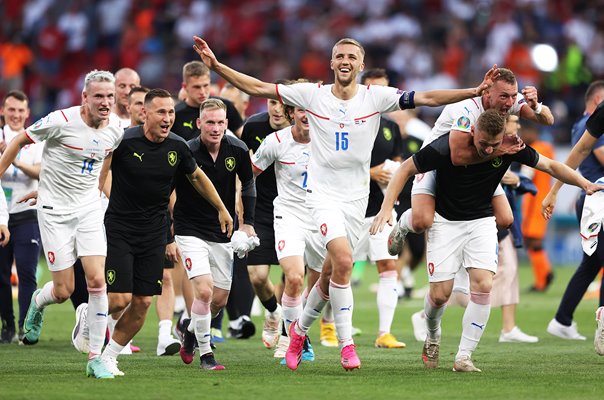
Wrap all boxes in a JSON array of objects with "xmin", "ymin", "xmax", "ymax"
[
  {"xmin": 1, "ymin": 0, "xmax": 603, "ymax": 142},
  {"xmin": 1, "ymin": 0, "xmax": 603, "ymax": 263}
]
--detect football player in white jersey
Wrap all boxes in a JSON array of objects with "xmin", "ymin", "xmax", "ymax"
[
  {"xmin": 251, "ymin": 103, "xmax": 326, "ymax": 365},
  {"xmin": 0, "ymin": 70, "xmax": 124, "ymax": 379},
  {"xmin": 192, "ymin": 35, "xmax": 498, "ymax": 371},
  {"xmin": 389, "ymin": 68, "xmax": 554, "ymax": 256}
]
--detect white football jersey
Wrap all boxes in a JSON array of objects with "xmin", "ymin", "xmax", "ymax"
[
  {"xmin": 1, "ymin": 126, "xmax": 44, "ymax": 213},
  {"xmin": 277, "ymin": 82, "xmax": 403, "ymax": 201},
  {"xmin": 251, "ymin": 126, "xmax": 313, "ymax": 228},
  {"xmin": 424, "ymin": 94, "xmax": 527, "ymax": 147},
  {"xmin": 25, "ymin": 106, "xmax": 124, "ymax": 214}
]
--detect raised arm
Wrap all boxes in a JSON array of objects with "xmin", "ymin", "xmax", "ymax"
[
  {"xmin": 541, "ymin": 131, "xmax": 598, "ymax": 219},
  {"xmin": 414, "ymin": 65, "xmax": 499, "ymax": 107},
  {"xmin": 187, "ymin": 166, "xmax": 233, "ymax": 237},
  {"xmin": 193, "ymin": 36, "xmax": 278, "ymax": 100},
  {"xmin": 369, "ymin": 157, "xmax": 419, "ymax": 235},
  {"xmin": 0, "ymin": 132, "xmax": 33, "ymax": 177},
  {"xmin": 519, "ymin": 86, "xmax": 555, "ymax": 126}
]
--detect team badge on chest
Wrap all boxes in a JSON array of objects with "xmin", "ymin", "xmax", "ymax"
[
  {"xmin": 168, "ymin": 151, "xmax": 178, "ymax": 166},
  {"xmin": 225, "ymin": 157, "xmax": 236, "ymax": 172}
]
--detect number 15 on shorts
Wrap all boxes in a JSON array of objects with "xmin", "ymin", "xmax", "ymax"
[{"xmin": 335, "ymin": 131, "xmax": 348, "ymax": 151}]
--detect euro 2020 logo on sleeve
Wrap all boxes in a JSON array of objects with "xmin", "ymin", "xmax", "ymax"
[
  {"xmin": 225, "ymin": 157, "xmax": 236, "ymax": 172},
  {"xmin": 168, "ymin": 151, "xmax": 177, "ymax": 166}
]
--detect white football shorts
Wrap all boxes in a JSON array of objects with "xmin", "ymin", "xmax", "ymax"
[{"xmin": 175, "ymin": 235, "xmax": 233, "ymax": 290}]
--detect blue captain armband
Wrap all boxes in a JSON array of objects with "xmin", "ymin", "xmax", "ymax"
[{"xmin": 399, "ymin": 90, "xmax": 415, "ymax": 110}]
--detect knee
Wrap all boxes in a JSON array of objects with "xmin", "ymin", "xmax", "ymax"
[
  {"xmin": 285, "ymin": 273, "xmax": 304, "ymax": 294},
  {"xmin": 330, "ymin": 252, "xmax": 353, "ymax": 271},
  {"xmin": 196, "ymin": 286, "xmax": 213, "ymax": 303},
  {"xmin": 412, "ymin": 212, "xmax": 433, "ymax": 232},
  {"xmin": 162, "ymin": 270, "xmax": 173, "ymax": 288},
  {"xmin": 429, "ymin": 292, "xmax": 450, "ymax": 307},
  {"xmin": 495, "ymin": 211, "xmax": 514, "ymax": 230},
  {"xmin": 110, "ymin": 293, "xmax": 132, "ymax": 311},
  {"xmin": 131, "ymin": 296, "xmax": 153, "ymax": 313},
  {"xmin": 52, "ymin": 287, "xmax": 73, "ymax": 303},
  {"xmin": 376, "ymin": 260, "xmax": 396, "ymax": 273},
  {"xmin": 472, "ymin": 280, "xmax": 492, "ymax": 294}
]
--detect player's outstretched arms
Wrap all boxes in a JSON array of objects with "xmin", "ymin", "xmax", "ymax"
[
  {"xmin": 541, "ymin": 130, "xmax": 598, "ymax": 219},
  {"xmin": 413, "ymin": 65, "xmax": 499, "ymax": 107},
  {"xmin": 193, "ymin": 36, "xmax": 278, "ymax": 100},
  {"xmin": 535, "ymin": 154, "xmax": 604, "ymax": 197},
  {"xmin": 0, "ymin": 132, "xmax": 33, "ymax": 177},
  {"xmin": 520, "ymin": 86, "xmax": 554, "ymax": 126},
  {"xmin": 187, "ymin": 167, "xmax": 234, "ymax": 237},
  {"xmin": 369, "ymin": 158, "xmax": 418, "ymax": 235}
]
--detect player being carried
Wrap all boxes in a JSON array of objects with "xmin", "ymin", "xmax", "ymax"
[{"xmin": 192, "ymin": 34, "xmax": 498, "ymax": 370}]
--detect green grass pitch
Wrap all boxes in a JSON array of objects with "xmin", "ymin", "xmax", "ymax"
[{"xmin": 0, "ymin": 263, "xmax": 602, "ymax": 400}]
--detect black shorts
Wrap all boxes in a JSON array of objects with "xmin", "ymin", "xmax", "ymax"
[
  {"xmin": 406, "ymin": 231, "xmax": 425, "ymax": 261},
  {"xmin": 246, "ymin": 221, "xmax": 278, "ymax": 266},
  {"xmin": 164, "ymin": 257, "xmax": 174, "ymax": 269},
  {"xmin": 105, "ymin": 227, "xmax": 167, "ymax": 296}
]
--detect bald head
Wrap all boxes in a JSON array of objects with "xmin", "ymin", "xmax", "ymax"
[{"xmin": 115, "ymin": 68, "xmax": 141, "ymax": 116}]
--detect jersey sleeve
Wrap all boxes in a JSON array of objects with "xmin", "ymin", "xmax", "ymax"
[
  {"xmin": 586, "ymin": 102, "xmax": 604, "ymax": 139},
  {"xmin": 250, "ymin": 132, "xmax": 279, "ymax": 172},
  {"xmin": 179, "ymin": 142, "xmax": 198, "ymax": 175},
  {"xmin": 276, "ymin": 82, "xmax": 316, "ymax": 109},
  {"xmin": 511, "ymin": 145, "xmax": 540, "ymax": 168},
  {"xmin": 448, "ymin": 102, "xmax": 473, "ymax": 133},
  {"xmin": 512, "ymin": 92, "xmax": 527, "ymax": 115},
  {"xmin": 412, "ymin": 136, "xmax": 450, "ymax": 173},
  {"xmin": 25, "ymin": 110, "xmax": 67, "ymax": 143},
  {"xmin": 371, "ymin": 85, "xmax": 403, "ymax": 113}
]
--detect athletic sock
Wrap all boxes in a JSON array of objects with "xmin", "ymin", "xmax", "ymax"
[
  {"xmin": 281, "ymin": 293, "xmax": 302, "ymax": 333},
  {"xmin": 158, "ymin": 320, "xmax": 173, "ymax": 338},
  {"xmin": 322, "ymin": 301, "xmax": 334, "ymax": 323},
  {"xmin": 87, "ymin": 286, "xmax": 108, "ymax": 355},
  {"xmin": 107, "ymin": 314, "xmax": 119, "ymax": 336},
  {"xmin": 35, "ymin": 281, "xmax": 58, "ymax": 308},
  {"xmin": 398, "ymin": 209, "xmax": 418, "ymax": 233},
  {"xmin": 296, "ymin": 282, "xmax": 329, "ymax": 335},
  {"xmin": 457, "ymin": 292, "xmax": 491, "ymax": 359},
  {"xmin": 191, "ymin": 299, "xmax": 211, "ymax": 355},
  {"xmin": 424, "ymin": 294, "xmax": 446, "ymax": 340},
  {"xmin": 102, "ymin": 338, "xmax": 124, "ymax": 360},
  {"xmin": 377, "ymin": 271, "xmax": 398, "ymax": 335},
  {"xmin": 261, "ymin": 295, "xmax": 278, "ymax": 314},
  {"xmin": 329, "ymin": 280, "xmax": 354, "ymax": 348}
]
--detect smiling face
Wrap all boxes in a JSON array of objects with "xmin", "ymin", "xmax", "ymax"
[
  {"xmin": 291, "ymin": 107, "xmax": 309, "ymax": 134},
  {"xmin": 2, "ymin": 96, "xmax": 30, "ymax": 132},
  {"xmin": 330, "ymin": 43, "xmax": 365, "ymax": 87},
  {"xmin": 82, "ymin": 80, "xmax": 115, "ymax": 124},
  {"xmin": 143, "ymin": 96, "xmax": 175, "ymax": 142},
  {"xmin": 267, "ymin": 99, "xmax": 288, "ymax": 130},
  {"xmin": 198, "ymin": 107, "xmax": 227, "ymax": 147}
]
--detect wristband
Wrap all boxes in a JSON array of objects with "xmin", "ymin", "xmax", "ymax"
[{"xmin": 534, "ymin": 102, "xmax": 543, "ymax": 115}]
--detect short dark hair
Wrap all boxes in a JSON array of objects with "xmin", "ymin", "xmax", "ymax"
[
  {"xmin": 476, "ymin": 109, "xmax": 506, "ymax": 138},
  {"xmin": 183, "ymin": 61, "xmax": 210, "ymax": 82},
  {"xmin": 144, "ymin": 88, "xmax": 172, "ymax": 105},
  {"xmin": 585, "ymin": 80, "xmax": 604, "ymax": 103},
  {"xmin": 360, "ymin": 68, "xmax": 389, "ymax": 85},
  {"xmin": 128, "ymin": 86, "xmax": 150, "ymax": 103},
  {"xmin": 3, "ymin": 90, "xmax": 28, "ymax": 105},
  {"xmin": 493, "ymin": 68, "xmax": 517, "ymax": 86}
]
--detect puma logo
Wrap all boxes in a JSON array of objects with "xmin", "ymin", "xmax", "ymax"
[
  {"xmin": 255, "ymin": 136, "xmax": 263, "ymax": 144},
  {"xmin": 133, "ymin": 152, "xmax": 144, "ymax": 162},
  {"xmin": 471, "ymin": 322, "xmax": 485, "ymax": 330},
  {"xmin": 340, "ymin": 305, "xmax": 352, "ymax": 311},
  {"xmin": 183, "ymin": 121, "xmax": 193, "ymax": 129}
]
